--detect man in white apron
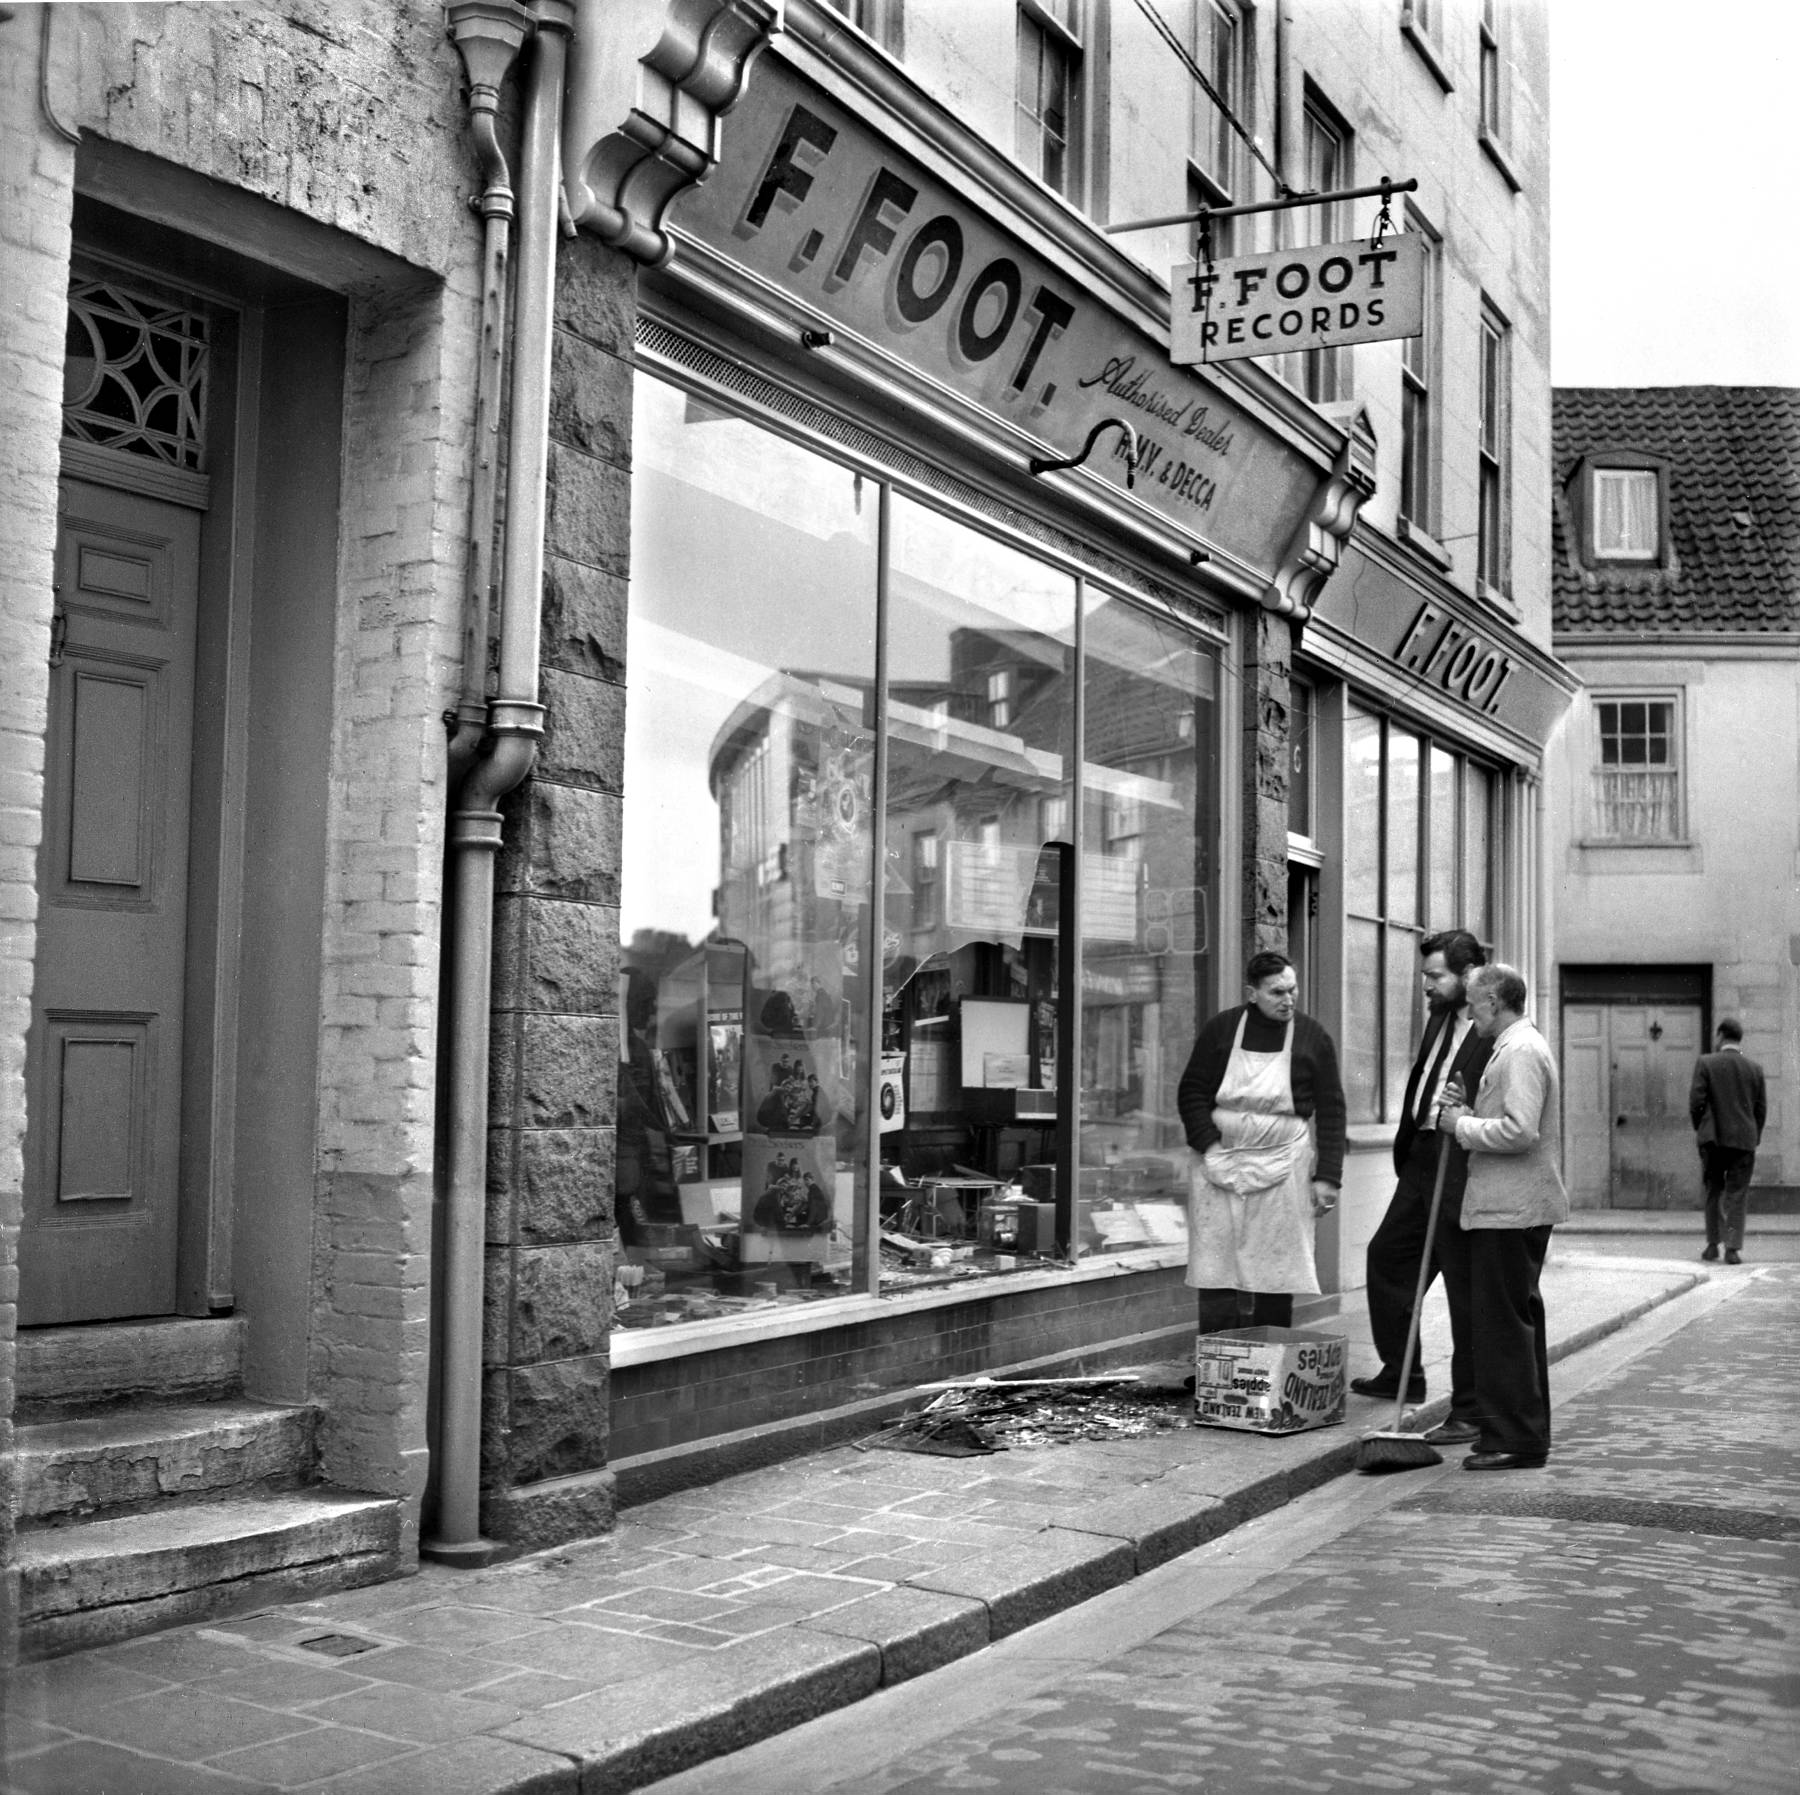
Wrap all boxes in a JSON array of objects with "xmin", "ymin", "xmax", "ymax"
[{"xmin": 1178, "ymin": 953, "xmax": 1347, "ymax": 1333}]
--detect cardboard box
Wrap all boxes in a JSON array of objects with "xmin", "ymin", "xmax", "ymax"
[{"xmin": 1193, "ymin": 1326, "xmax": 1347, "ymax": 1434}]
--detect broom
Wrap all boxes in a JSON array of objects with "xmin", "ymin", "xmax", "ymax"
[{"xmin": 1354, "ymin": 1119, "xmax": 1454, "ymax": 1474}]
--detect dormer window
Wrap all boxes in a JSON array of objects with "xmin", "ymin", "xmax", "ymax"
[{"xmin": 1592, "ymin": 467, "xmax": 1660, "ymax": 561}]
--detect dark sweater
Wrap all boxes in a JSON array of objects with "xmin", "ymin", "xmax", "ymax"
[{"xmin": 1176, "ymin": 1005, "xmax": 1347, "ymax": 1185}]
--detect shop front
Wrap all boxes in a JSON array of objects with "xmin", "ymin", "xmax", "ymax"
[
  {"xmin": 590, "ymin": 31, "xmax": 1372, "ymax": 1488},
  {"xmin": 1293, "ymin": 533, "xmax": 1578, "ymax": 1286}
]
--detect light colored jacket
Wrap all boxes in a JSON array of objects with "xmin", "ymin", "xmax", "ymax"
[{"xmin": 1453, "ymin": 1018, "xmax": 1570, "ymax": 1230}]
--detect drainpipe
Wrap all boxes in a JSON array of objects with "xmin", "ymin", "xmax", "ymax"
[
  {"xmin": 446, "ymin": 0, "xmax": 526, "ymax": 786},
  {"xmin": 427, "ymin": 0, "xmax": 572, "ymax": 1565}
]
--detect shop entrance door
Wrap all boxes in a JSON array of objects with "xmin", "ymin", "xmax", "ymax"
[
  {"xmin": 20, "ymin": 479, "xmax": 201, "ymax": 1322},
  {"xmin": 1562, "ymin": 999, "xmax": 1704, "ymax": 1209}
]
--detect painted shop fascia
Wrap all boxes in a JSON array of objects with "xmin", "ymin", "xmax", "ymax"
[
  {"xmin": 556, "ymin": 0, "xmax": 1373, "ymax": 1498},
  {"xmin": 1304, "ymin": 530, "xmax": 1578, "ymax": 773}
]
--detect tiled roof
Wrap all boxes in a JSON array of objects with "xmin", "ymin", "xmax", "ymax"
[{"xmin": 1552, "ymin": 387, "xmax": 1800, "ymax": 634}]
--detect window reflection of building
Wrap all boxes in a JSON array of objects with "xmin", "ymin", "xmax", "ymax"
[{"xmin": 620, "ymin": 370, "xmax": 1225, "ymax": 1325}]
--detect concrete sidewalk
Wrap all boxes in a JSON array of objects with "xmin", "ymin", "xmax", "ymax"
[{"xmin": 1, "ymin": 1251, "xmax": 1705, "ymax": 1795}]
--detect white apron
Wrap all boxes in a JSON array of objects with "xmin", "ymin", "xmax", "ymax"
[{"xmin": 1186, "ymin": 1011, "xmax": 1321, "ymax": 1295}]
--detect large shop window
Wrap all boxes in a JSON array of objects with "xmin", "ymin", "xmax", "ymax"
[
  {"xmin": 1342, "ymin": 704, "xmax": 1497, "ymax": 1124},
  {"xmin": 618, "ymin": 371, "xmax": 1219, "ymax": 1329}
]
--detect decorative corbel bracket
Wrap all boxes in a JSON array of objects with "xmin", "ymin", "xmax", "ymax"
[
  {"xmin": 1263, "ymin": 399, "xmax": 1378, "ymax": 620},
  {"xmin": 562, "ymin": 0, "xmax": 784, "ymax": 267}
]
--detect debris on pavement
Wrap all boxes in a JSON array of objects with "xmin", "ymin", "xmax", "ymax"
[{"xmin": 859, "ymin": 1371, "xmax": 1199, "ymax": 1455}]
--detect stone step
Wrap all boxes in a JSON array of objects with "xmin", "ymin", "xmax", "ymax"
[
  {"xmin": 17, "ymin": 1399, "xmax": 318, "ymax": 1523},
  {"xmin": 18, "ymin": 1489, "xmax": 405, "ymax": 1659},
  {"xmin": 17, "ymin": 1316, "xmax": 245, "ymax": 1409}
]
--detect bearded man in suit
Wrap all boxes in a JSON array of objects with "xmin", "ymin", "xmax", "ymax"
[{"xmin": 1350, "ymin": 931, "xmax": 1494, "ymax": 1448}]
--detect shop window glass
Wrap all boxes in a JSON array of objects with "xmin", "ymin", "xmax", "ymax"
[
  {"xmin": 1464, "ymin": 763, "xmax": 1492, "ymax": 941},
  {"xmin": 1342, "ymin": 917, "xmax": 1380, "ymax": 1121},
  {"xmin": 1344, "ymin": 706, "xmax": 1496, "ymax": 1123},
  {"xmin": 1079, "ymin": 595, "xmax": 1218, "ymax": 1255},
  {"xmin": 619, "ymin": 375, "xmax": 879, "ymax": 1327},
  {"xmin": 1288, "ymin": 678, "xmax": 1314, "ymax": 839},
  {"xmin": 1428, "ymin": 742, "xmax": 1458, "ymax": 926},
  {"xmin": 1344, "ymin": 705, "xmax": 1381, "ymax": 913},
  {"xmin": 1384, "ymin": 922, "xmax": 1420, "ymax": 1116},
  {"xmin": 880, "ymin": 495, "xmax": 1076, "ymax": 1286},
  {"xmin": 1385, "ymin": 727, "xmax": 1420, "ymax": 927}
]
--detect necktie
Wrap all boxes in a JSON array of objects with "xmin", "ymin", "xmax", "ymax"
[{"xmin": 1416, "ymin": 1015, "xmax": 1457, "ymax": 1125}]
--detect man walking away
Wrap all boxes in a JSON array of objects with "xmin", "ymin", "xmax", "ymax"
[
  {"xmin": 1350, "ymin": 931, "xmax": 1493, "ymax": 1446},
  {"xmin": 1690, "ymin": 1018, "xmax": 1766, "ymax": 1265}
]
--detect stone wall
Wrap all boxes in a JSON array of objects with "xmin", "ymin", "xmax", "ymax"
[
  {"xmin": 481, "ymin": 236, "xmax": 638, "ymax": 1547},
  {"xmin": 1241, "ymin": 610, "xmax": 1297, "ymax": 970}
]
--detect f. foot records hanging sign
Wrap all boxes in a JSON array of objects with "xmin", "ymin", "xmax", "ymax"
[{"xmin": 1171, "ymin": 233, "xmax": 1426, "ymax": 368}]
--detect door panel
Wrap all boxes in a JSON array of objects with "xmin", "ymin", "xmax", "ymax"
[
  {"xmin": 1611, "ymin": 1003, "xmax": 1701, "ymax": 1210},
  {"xmin": 1561, "ymin": 1003, "xmax": 1611, "ymax": 1205},
  {"xmin": 21, "ymin": 480, "xmax": 200, "ymax": 1323}
]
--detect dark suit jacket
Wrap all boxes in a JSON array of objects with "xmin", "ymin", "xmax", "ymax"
[
  {"xmin": 1690, "ymin": 1048, "xmax": 1767, "ymax": 1150},
  {"xmin": 1393, "ymin": 1009, "xmax": 1495, "ymax": 1202}
]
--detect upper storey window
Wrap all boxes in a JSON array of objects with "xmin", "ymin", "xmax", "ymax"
[
  {"xmin": 1591, "ymin": 468, "xmax": 1660, "ymax": 561},
  {"xmin": 1186, "ymin": 0, "xmax": 1242, "ymax": 238},
  {"xmin": 1017, "ymin": 0, "xmax": 1084, "ymax": 201}
]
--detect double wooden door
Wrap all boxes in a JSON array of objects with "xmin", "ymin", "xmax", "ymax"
[
  {"xmin": 19, "ymin": 479, "xmax": 200, "ymax": 1323},
  {"xmin": 1563, "ymin": 1001, "xmax": 1704, "ymax": 1209}
]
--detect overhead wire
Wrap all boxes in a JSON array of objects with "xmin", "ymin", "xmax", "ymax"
[{"xmin": 1130, "ymin": 0, "xmax": 1292, "ymax": 200}]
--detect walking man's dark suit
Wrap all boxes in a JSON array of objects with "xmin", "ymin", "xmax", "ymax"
[
  {"xmin": 1690, "ymin": 1024, "xmax": 1767, "ymax": 1263},
  {"xmin": 1358, "ymin": 991, "xmax": 1494, "ymax": 1410}
]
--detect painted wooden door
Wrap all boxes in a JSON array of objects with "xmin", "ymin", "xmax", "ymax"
[
  {"xmin": 1563, "ymin": 1000, "xmax": 1704, "ymax": 1211},
  {"xmin": 20, "ymin": 480, "xmax": 201, "ymax": 1323},
  {"xmin": 1561, "ymin": 1003, "xmax": 1612, "ymax": 1205},
  {"xmin": 1609, "ymin": 1003, "xmax": 1703, "ymax": 1209}
]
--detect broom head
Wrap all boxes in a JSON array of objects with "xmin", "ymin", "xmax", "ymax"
[{"xmin": 1354, "ymin": 1428, "xmax": 1443, "ymax": 1474}]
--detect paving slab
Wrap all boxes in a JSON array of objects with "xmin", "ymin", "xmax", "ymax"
[{"xmin": 1, "ymin": 1255, "xmax": 1700, "ymax": 1795}]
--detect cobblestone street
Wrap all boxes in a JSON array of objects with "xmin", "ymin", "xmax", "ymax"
[{"xmin": 657, "ymin": 1264, "xmax": 1800, "ymax": 1795}]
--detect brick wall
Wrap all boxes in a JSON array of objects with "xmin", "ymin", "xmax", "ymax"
[
  {"xmin": 0, "ymin": 16, "xmax": 79, "ymax": 1663},
  {"xmin": 481, "ymin": 236, "xmax": 638, "ymax": 1546},
  {"xmin": 311, "ymin": 270, "xmax": 482, "ymax": 1545},
  {"xmin": 0, "ymin": 0, "xmax": 486, "ymax": 1566}
]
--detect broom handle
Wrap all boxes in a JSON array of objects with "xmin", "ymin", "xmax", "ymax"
[{"xmin": 1390, "ymin": 1124, "xmax": 1452, "ymax": 1434}]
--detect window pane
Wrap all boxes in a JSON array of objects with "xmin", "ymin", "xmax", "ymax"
[
  {"xmin": 1080, "ymin": 594, "xmax": 1218, "ymax": 1253},
  {"xmin": 1463, "ymin": 765, "xmax": 1492, "ymax": 941},
  {"xmin": 1345, "ymin": 705, "xmax": 1381, "ymax": 915},
  {"xmin": 884, "ymin": 494, "xmax": 1076, "ymax": 1278},
  {"xmin": 1288, "ymin": 678, "xmax": 1314, "ymax": 838},
  {"xmin": 1343, "ymin": 918, "xmax": 1380, "ymax": 1123},
  {"xmin": 1593, "ymin": 469, "xmax": 1657, "ymax": 558},
  {"xmin": 1386, "ymin": 727, "xmax": 1420, "ymax": 926},
  {"xmin": 1428, "ymin": 743, "xmax": 1457, "ymax": 927},
  {"xmin": 622, "ymin": 373, "xmax": 879, "ymax": 1325},
  {"xmin": 1385, "ymin": 925, "xmax": 1420, "ymax": 1123}
]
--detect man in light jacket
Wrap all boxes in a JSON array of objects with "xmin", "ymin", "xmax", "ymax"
[{"xmin": 1436, "ymin": 963, "xmax": 1569, "ymax": 1471}]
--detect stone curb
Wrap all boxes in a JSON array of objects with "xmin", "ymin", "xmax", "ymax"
[
  {"xmin": 490, "ymin": 1267, "xmax": 1707, "ymax": 1792},
  {"xmin": 554, "ymin": 1267, "xmax": 1706, "ymax": 1785},
  {"xmin": 0, "ymin": 1263, "xmax": 1705, "ymax": 1795}
]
